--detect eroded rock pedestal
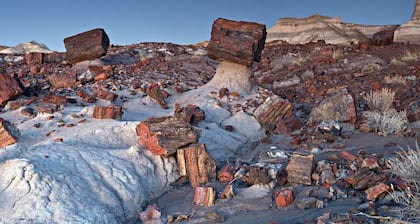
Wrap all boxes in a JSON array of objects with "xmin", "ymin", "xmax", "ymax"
[{"xmin": 205, "ymin": 18, "xmax": 266, "ymax": 94}]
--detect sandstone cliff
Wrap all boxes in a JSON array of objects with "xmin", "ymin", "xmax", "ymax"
[{"xmin": 267, "ymin": 14, "xmax": 398, "ymax": 45}]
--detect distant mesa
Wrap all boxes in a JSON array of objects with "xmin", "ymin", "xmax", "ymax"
[
  {"xmin": 0, "ymin": 41, "xmax": 53, "ymax": 54},
  {"xmin": 0, "ymin": 45, "xmax": 8, "ymax": 51},
  {"xmin": 266, "ymin": 14, "xmax": 398, "ymax": 45}
]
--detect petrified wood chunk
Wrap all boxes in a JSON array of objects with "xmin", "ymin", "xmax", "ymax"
[
  {"xmin": 92, "ymin": 106, "xmax": 123, "ymax": 120},
  {"xmin": 0, "ymin": 118, "xmax": 20, "ymax": 148},
  {"xmin": 64, "ymin": 28, "xmax": 110, "ymax": 64},
  {"xmin": 136, "ymin": 116, "xmax": 200, "ymax": 156},
  {"xmin": 254, "ymin": 95, "xmax": 293, "ymax": 133},
  {"xmin": 194, "ymin": 186, "xmax": 215, "ymax": 206},
  {"xmin": 207, "ymin": 18, "xmax": 266, "ymax": 66},
  {"xmin": 286, "ymin": 153, "xmax": 315, "ymax": 185},
  {"xmin": 177, "ymin": 144, "xmax": 216, "ymax": 187},
  {"xmin": 0, "ymin": 74, "xmax": 24, "ymax": 107}
]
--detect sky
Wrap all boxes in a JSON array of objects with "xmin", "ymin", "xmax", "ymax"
[{"xmin": 0, "ymin": 0, "xmax": 416, "ymax": 52}]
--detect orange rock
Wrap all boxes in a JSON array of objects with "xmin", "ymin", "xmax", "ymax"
[
  {"xmin": 274, "ymin": 187, "xmax": 294, "ymax": 207},
  {"xmin": 217, "ymin": 163, "xmax": 235, "ymax": 183},
  {"xmin": 361, "ymin": 157, "xmax": 380, "ymax": 170},
  {"xmin": 340, "ymin": 150, "xmax": 357, "ymax": 162},
  {"xmin": 0, "ymin": 118, "xmax": 19, "ymax": 148},
  {"xmin": 365, "ymin": 183, "xmax": 390, "ymax": 200},
  {"xmin": 92, "ymin": 106, "xmax": 123, "ymax": 120},
  {"xmin": 194, "ymin": 187, "xmax": 215, "ymax": 206}
]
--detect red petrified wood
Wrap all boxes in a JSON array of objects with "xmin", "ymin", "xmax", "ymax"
[
  {"xmin": 136, "ymin": 116, "xmax": 200, "ymax": 156},
  {"xmin": 0, "ymin": 118, "xmax": 20, "ymax": 148},
  {"xmin": 207, "ymin": 18, "xmax": 266, "ymax": 66}
]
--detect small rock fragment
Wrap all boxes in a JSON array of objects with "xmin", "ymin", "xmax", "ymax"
[
  {"xmin": 286, "ymin": 153, "xmax": 315, "ymax": 185},
  {"xmin": 0, "ymin": 118, "xmax": 20, "ymax": 148},
  {"xmin": 274, "ymin": 187, "xmax": 294, "ymax": 207},
  {"xmin": 92, "ymin": 106, "xmax": 123, "ymax": 120},
  {"xmin": 194, "ymin": 186, "xmax": 215, "ymax": 206}
]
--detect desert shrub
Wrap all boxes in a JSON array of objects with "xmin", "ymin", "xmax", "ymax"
[
  {"xmin": 385, "ymin": 75, "xmax": 407, "ymax": 85},
  {"xmin": 363, "ymin": 109, "xmax": 408, "ymax": 136},
  {"xmin": 363, "ymin": 88, "xmax": 408, "ymax": 136},
  {"xmin": 401, "ymin": 50, "xmax": 420, "ymax": 62},
  {"xmin": 364, "ymin": 88, "xmax": 395, "ymax": 112},
  {"xmin": 390, "ymin": 58, "xmax": 407, "ymax": 66},
  {"xmin": 389, "ymin": 142, "xmax": 420, "ymax": 222},
  {"xmin": 361, "ymin": 63, "xmax": 383, "ymax": 74}
]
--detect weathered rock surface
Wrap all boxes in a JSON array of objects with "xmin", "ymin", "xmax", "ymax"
[
  {"xmin": 0, "ymin": 74, "xmax": 24, "ymax": 107},
  {"xmin": 394, "ymin": 0, "xmax": 420, "ymax": 44},
  {"xmin": 0, "ymin": 121, "xmax": 178, "ymax": 223},
  {"xmin": 203, "ymin": 61, "xmax": 253, "ymax": 94},
  {"xmin": 267, "ymin": 14, "xmax": 398, "ymax": 45},
  {"xmin": 0, "ymin": 118, "xmax": 19, "ymax": 148},
  {"xmin": 64, "ymin": 28, "xmax": 110, "ymax": 64},
  {"xmin": 309, "ymin": 88, "xmax": 356, "ymax": 124},
  {"xmin": 286, "ymin": 154, "xmax": 315, "ymax": 185},
  {"xmin": 0, "ymin": 41, "xmax": 53, "ymax": 54},
  {"xmin": 207, "ymin": 18, "xmax": 266, "ymax": 66}
]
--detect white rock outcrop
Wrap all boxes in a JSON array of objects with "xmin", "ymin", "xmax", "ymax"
[
  {"xmin": 394, "ymin": 0, "xmax": 420, "ymax": 44},
  {"xmin": 0, "ymin": 119, "xmax": 178, "ymax": 223},
  {"xmin": 0, "ymin": 41, "xmax": 53, "ymax": 54},
  {"xmin": 267, "ymin": 14, "xmax": 397, "ymax": 45}
]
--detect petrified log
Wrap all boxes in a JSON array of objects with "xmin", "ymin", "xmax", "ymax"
[
  {"xmin": 137, "ymin": 116, "xmax": 200, "ymax": 156},
  {"xmin": 207, "ymin": 18, "xmax": 266, "ymax": 66},
  {"xmin": 0, "ymin": 118, "xmax": 20, "ymax": 148},
  {"xmin": 64, "ymin": 28, "xmax": 110, "ymax": 64},
  {"xmin": 254, "ymin": 95, "xmax": 293, "ymax": 133},
  {"xmin": 92, "ymin": 106, "xmax": 123, "ymax": 120},
  {"xmin": 0, "ymin": 74, "xmax": 24, "ymax": 107},
  {"xmin": 26, "ymin": 52, "xmax": 44, "ymax": 65},
  {"xmin": 177, "ymin": 144, "xmax": 216, "ymax": 187},
  {"xmin": 286, "ymin": 153, "xmax": 315, "ymax": 185},
  {"xmin": 217, "ymin": 163, "xmax": 235, "ymax": 183},
  {"xmin": 194, "ymin": 186, "xmax": 215, "ymax": 206}
]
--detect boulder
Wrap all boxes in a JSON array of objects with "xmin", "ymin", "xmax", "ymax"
[
  {"xmin": 372, "ymin": 29, "xmax": 396, "ymax": 46},
  {"xmin": 309, "ymin": 88, "xmax": 356, "ymax": 124},
  {"xmin": 64, "ymin": 28, "xmax": 110, "ymax": 64},
  {"xmin": 0, "ymin": 74, "xmax": 24, "ymax": 107},
  {"xmin": 0, "ymin": 118, "xmax": 20, "ymax": 148},
  {"xmin": 207, "ymin": 18, "xmax": 266, "ymax": 66},
  {"xmin": 26, "ymin": 52, "xmax": 44, "ymax": 65}
]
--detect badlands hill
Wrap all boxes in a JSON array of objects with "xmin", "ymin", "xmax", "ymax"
[
  {"xmin": 266, "ymin": 14, "xmax": 398, "ymax": 45},
  {"xmin": 0, "ymin": 41, "xmax": 53, "ymax": 54}
]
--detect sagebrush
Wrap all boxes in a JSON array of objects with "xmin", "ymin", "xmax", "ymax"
[{"xmin": 389, "ymin": 142, "xmax": 420, "ymax": 222}]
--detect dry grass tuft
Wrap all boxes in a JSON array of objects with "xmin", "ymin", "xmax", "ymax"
[
  {"xmin": 361, "ymin": 63, "xmax": 383, "ymax": 74},
  {"xmin": 385, "ymin": 75, "xmax": 407, "ymax": 85},
  {"xmin": 364, "ymin": 88, "xmax": 395, "ymax": 112},
  {"xmin": 389, "ymin": 142, "xmax": 420, "ymax": 222},
  {"xmin": 401, "ymin": 51, "xmax": 420, "ymax": 62},
  {"xmin": 363, "ymin": 88, "xmax": 407, "ymax": 136}
]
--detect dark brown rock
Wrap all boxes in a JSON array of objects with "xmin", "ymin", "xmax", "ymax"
[
  {"xmin": 92, "ymin": 106, "xmax": 123, "ymax": 120},
  {"xmin": 0, "ymin": 74, "xmax": 24, "ymax": 107},
  {"xmin": 174, "ymin": 103, "xmax": 205, "ymax": 125},
  {"xmin": 26, "ymin": 52, "xmax": 44, "ymax": 65},
  {"xmin": 286, "ymin": 153, "xmax": 315, "ymax": 185},
  {"xmin": 146, "ymin": 83, "xmax": 168, "ymax": 109},
  {"xmin": 136, "ymin": 116, "xmax": 200, "ymax": 156},
  {"xmin": 207, "ymin": 18, "xmax": 266, "ymax": 66},
  {"xmin": 246, "ymin": 166, "xmax": 271, "ymax": 185},
  {"xmin": 0, "ymin": 118, "xmax": 20, "ymax": 148},
  {"xmin": 274, "ymin": 187, "xmax": 294, "ymax": 207},
  {"xmin": 254, "ymin": 95, "xmax": 293, "ymax": 133},
  {"xmin": 372, "ymin": 29, "xmax": 395, "ymax": 46},
  {"xmin": 64, "ymin": 28, "xmax": 110, "ymax": 64}
]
